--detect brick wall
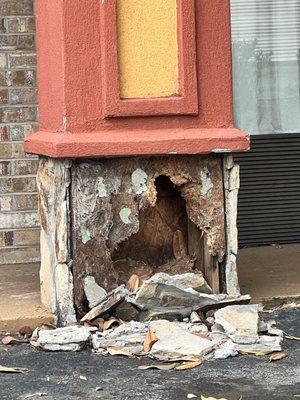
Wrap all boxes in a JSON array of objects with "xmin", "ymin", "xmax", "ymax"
[{"xmin": 0, "ymin": 0, "xmax": 40, "ymax": 264}]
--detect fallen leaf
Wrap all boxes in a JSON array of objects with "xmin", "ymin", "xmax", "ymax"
[
  {"xmin": 1, "ymin": 336, "xmax": 27, "ymax": 345},
  {"xmin": 126, "ymin": 274, "xmax": 140, "ymax": 294},
  {"xmin": 19, "ymin": 326, "xmax": 33, "ymax": 337},
  {"xmin": 238, "ymin": 349, "xmax": 274, "ymax": 356},
  {"xmin": 175, "ymin": 360, "xmax": 203, "ymax": 371},
  {"xmin": 187, "ymin": 395, "xmax": 197, "ymax": 399},
  {"xmin": 194, "ymin": 332, "xmax": 212, "ymax": 340},
  {"xmin": 79, "ymin": 375, "xmax": 87, "ymax": 380},
  {"xmin": 103, "ymin": 317, "xmax": 122, "ymax": 331},
  {"xmin": 0, "ymin": 365, "xmax": 27, "ymax": 374},
  {"xmin": 107, "ymin": 346, "xmax": 134, "ymax": 358},
  {"xmin": 39, "ymin": 323, "xmax": 56, "ymax": 330},
  {"xmin": 269, "ymin": 352, "xmax": 287, "ymax": 362},
  {"xmin": 143, "ymin": 330, "xmax": 158, "ymax": 353},
  {"xmin": 138, "ymin": 363, "xmax": 178, "ymax": 371},
  {"xmin": 284, "ymin": 335, "xmax": 300, "ymax": 341},
  {"xmin": 201, "ymin": 396, "xmax": 228, "ymax": 400},
  {"xmin": 29, "ymin": 340, "xmax": 40, "ymax": 349}
]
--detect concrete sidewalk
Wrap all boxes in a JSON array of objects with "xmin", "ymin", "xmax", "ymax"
[{"xmin": 0, "ymin": 307, "xmax": 299, "ymax": 400}]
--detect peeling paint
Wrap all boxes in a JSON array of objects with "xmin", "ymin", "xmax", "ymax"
[
  {"xmin": 131, "ymin": 168, "xmax": 148, "ymax": 195},
  {"xmin": 119, "ymin": 207, "xmax": 132, "ymax": 224}
]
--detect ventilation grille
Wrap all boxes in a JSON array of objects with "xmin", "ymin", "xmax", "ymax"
[
  {"xmin": 231, "ymin": 0, "xmax": 300, "ymax": 62},
  {"xmin": 234, "ymin": 134, "xmax": 300, "ymax": 247}
]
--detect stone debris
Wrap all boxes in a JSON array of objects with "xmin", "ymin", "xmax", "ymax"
[
  {"xmin": 29, "ymin": 271, "xmax": 287, "ymax": 365},
  {"xmin": 81, "ymin": 285, "xmax": 129, "ymax": 322},
  {"xmin": 143, "ymin": 272, "xmax": 213, "ymax": 294},
  {"xmin": 83, "ymin": 276, "xmax": 107, "ymax": 309},
  {"xmin": 214, "ymin": 339, "xmax": 238, "ymax": 359},
  {"xmin": 38, "ymin": 326, "xmax": 92, "ymax": 351},
  {"xmin": 92, "ymin": 321, "xmax": 148, "ymax": 355},
  {"xmin": 214, "ymin": 305, "xmax": 259, "ymax": 344}
]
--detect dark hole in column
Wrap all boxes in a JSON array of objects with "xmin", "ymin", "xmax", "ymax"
[{"xmin": 112, "ymin": 175, "xmax": 200, "ymax": 284}]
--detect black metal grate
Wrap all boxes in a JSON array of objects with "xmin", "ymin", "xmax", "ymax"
[{"xmin": 234, "ymin": 134, "xmax": 300, "ymax": 247}]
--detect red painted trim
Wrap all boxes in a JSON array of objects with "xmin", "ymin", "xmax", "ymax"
[
  {"xmin": 100, "ymin": 0, "xmax": 198, "ymax": 118},
  {"xmin": 24, "ymin": 128, "xmax": 249, "ymax": 158}
]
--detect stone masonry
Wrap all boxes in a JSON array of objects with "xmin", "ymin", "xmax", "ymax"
[{"xmin": 0, "ymin": 0, "xmax": 39, "ymax": 264}]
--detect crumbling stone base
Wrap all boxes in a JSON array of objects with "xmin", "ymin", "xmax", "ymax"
[{"xmin": 37, "ymin": 154, "xmax": 240, "ymax": 325}]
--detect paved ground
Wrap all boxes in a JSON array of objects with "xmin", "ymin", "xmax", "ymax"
[
  {"xmin": 238, "ymin": 244, "xmax": 300, "ymax": 302},
  {"xmin": 0, "ymin": 307, "xmax": 299, "ymax": 400}
]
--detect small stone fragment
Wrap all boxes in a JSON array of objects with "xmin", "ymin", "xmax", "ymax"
[
  {"xmin": 81, "ymin": 286, "xmax": 129, "ymax": 322},
  {"xmin": 135, "ymin": 282, "xmax": 217, "ymax": 310},
  {"xmin": 143, "ymin": 272, "xmax": 212, "ymax": 294},
  {"xmin": 214, "ymin": 305, "xmax": 259, "ymax": 344},
  {"xmin": 83, "ymin": 276, "xmax": 107, "ymax": 309},
  {"xmin": 113, "ymin": 301, "xmax": 140, "ymax": 321},
  {"xmin": 151, "ymin": 330, "xmax": 214, "ymax": 359},
  {"xmin": 38, "ymin": 326, "xmax": 91, "ymax": 352},
  {"xmin": 237, "ymin": 335, "xmax": 282, "ymax": 353},
  {"xmin": 190, "ymin": 311, "xmax": 202, "ymax": 323},
  {"xmin": 214, "ymin": 339, "xmax": 238, "ymax": 359}
]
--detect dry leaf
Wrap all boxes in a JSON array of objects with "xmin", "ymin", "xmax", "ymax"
[
  {"xmin": 19, "ymin": 326, "xmax": 33, "ymax": 337},
  {"xmin": 103, "ymin": 317, "xmax": 122, "ymax": 331},
  {"xmin": 39, "ymin": 323, "xmax": 56, "ymax": 330},
  {"xmin": 194, "ymin": 333, "xmax": 212, "ymax": 341},
  {"xmin": 238, "ymin": 349, "xmax": 274, "ymax": 356},
  {"xmin": 1, "ymin": 336, "xmax": 27, "ymax": 345},
  {"xmin": 269, "ymin": 352, "xmax": 287, "ymax": 362},
  {"xmin": 143, "ymin": 330, "xmax": 158, "ymax": 353},
  {"xmin": 201, "ymin": 396, "xmax": 228, "ymax": 400},
  {"xmin": 30, "ymin": 340, "xmax": 40, "ymax": 349},
  {"xmin": 126, "ymin": 274, "xmax": 140, "ymax": 293},
  {"xmin": 0, "ymin": 364, "xmax": 27, "ymax": 374},
  {"xmin": 138, "ymin": 363, "xmax": 178, "ymax": 371},
  {"xmin": 175, "ymin": 360, "xmax": 203, "ymax": 371},
  {"xmin": 284, "ymin": 335, "xmax": 300, "ymax": 341},
  {"xmin": 107, "ymin": 346, "xmax": 134, "ymax": 358}
]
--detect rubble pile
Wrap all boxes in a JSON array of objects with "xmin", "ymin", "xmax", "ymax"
[{"xmin": 1, "ymin": 272, "xmax": 288, "ymax": 369}]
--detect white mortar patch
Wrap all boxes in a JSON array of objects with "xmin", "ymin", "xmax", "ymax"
[
  {"xmin": 119, "ymin": 207, "xmax": 132, "ymax": 224},
  {"xmin": 131, "ymin": 168, "xmax": 148, "ymax": 195}
]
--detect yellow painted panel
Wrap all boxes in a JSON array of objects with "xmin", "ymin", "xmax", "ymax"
[{"xmin": 116, "ymin": 0, "xmax": 179, "ymax": 99}]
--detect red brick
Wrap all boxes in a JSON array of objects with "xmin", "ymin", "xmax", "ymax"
[
  {"xmin": 9, "ymin": 52, "xmax": 36, "ymax": 68},
  {"xmin": 9, "ymin": 123, "xmax": 38, "ymax": 141},
  {"xmin": 0, "ymin": 0, "xmax": 34, "ymax": 16},
  {"xmin": 10, "ymin": 87, "xmax": 37, "ymax": 104},
  {"xmin": 6, "ymin": 16, "xmax": 35, "ymax": 33},
  {"xmin": 8, "ymin": 70, "xmax": 35, "ymax": 86},
  {"xmin": 0, "ymin": 89, "xmax": 9, "ymax": 104},
  {"xmin": 0, "ymin": 106, "xmax": 37, "ymax": 123},
  {"xmin": 0, "ymin": 126, "xmax": 9, "ymax": 141}
]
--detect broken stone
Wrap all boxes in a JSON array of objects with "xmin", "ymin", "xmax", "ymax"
[
  {"xmin": 135, "ymin": 282, "xmax": 217, "ymax": 311},
  {"xmin": 214, "ymin": 339, "xmax": 238, "ymax": 359},
  {"xmin": 149, "ymin": 320, "xmax": 213, "ymax": 359},
  {"xmin": 140, "ymin": 306, "xmax": 194, "ymax": 322},
  {"xmin": 91, "ymin": 321, "xmax": 148, "ymax": 355},
  {"xmin": 214, "ymin": 305, "xmax": 259, "ymax": 344},
  {"xmin": 150, "ymin": 324, "xmax": 214, "ymax": 359},
  {"xmin": 38, "ymin": 326, "xmax": 91, "ymax": 352},
  {"xmin": 190, "ymin": 311, "xmax": 202, "ymax": 324},
  {"xmin": 83, "ymin": 276, "xmax": 107, "ymax": 309},
  {"xmin": 144, "ymin": 272, "xmax": 212, "ymax": 294},
  {"xmin": 237, "ymin": 335, "xmax": 282, "ymax": 353},
  {"xmin": 81, "ymin": 286, "xmax": 129, "ymax": 322},
  {"xmin": 113, "ymin": 301, "xmax": 140, "ymax": 321}
]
